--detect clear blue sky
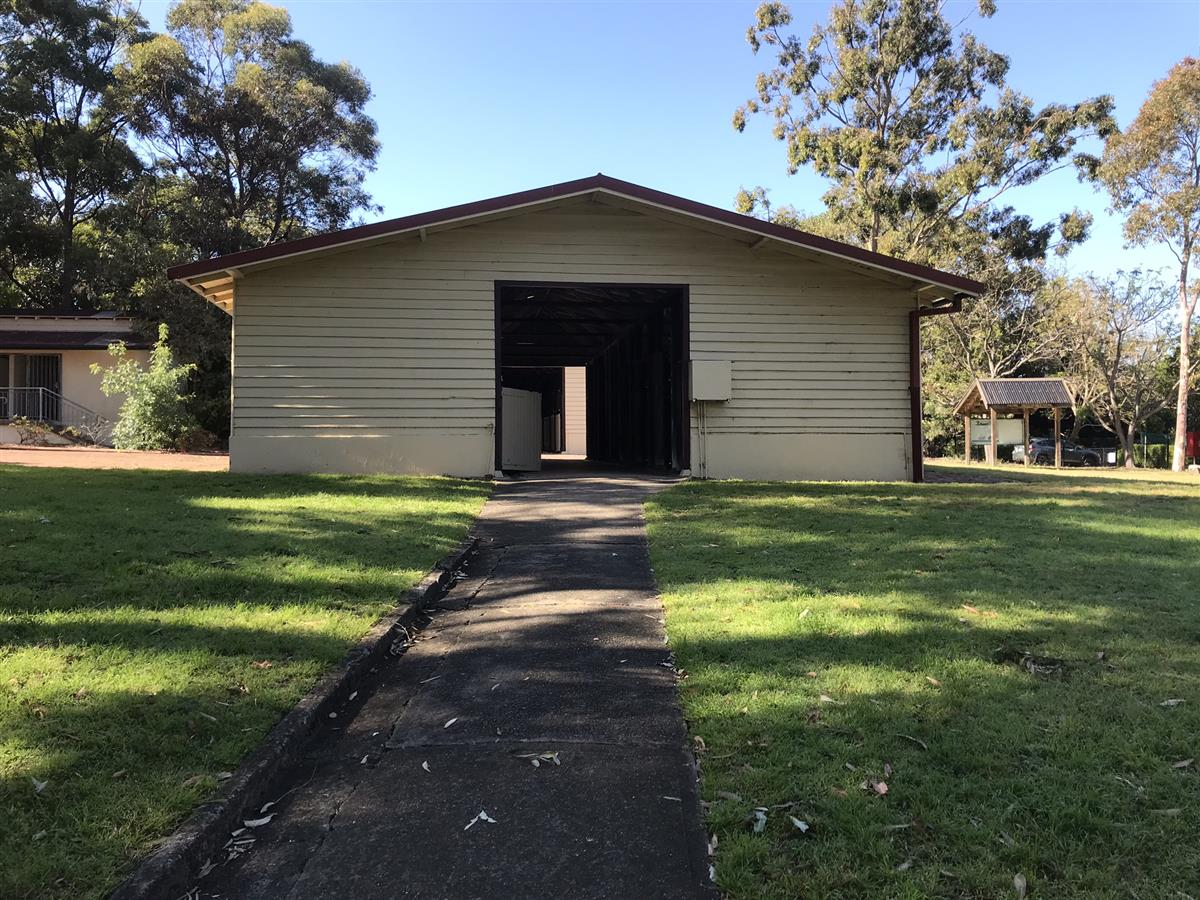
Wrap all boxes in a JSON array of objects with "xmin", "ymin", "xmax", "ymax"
[{"xmin": 140, "ymin": 0, "xmax": 1200, "ymax": 278}]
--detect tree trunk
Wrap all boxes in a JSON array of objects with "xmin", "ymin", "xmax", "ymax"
[
  {"xmin": 1118, "ymin": 420, "xmax": 1137, "ymax": 469},
  {"xmin": 59, "ymin": 186, "xmax": 76, "ymax": 308},
  {"xmin": 1171, "ymin": 274, "xmax": 1191, "ymax": 471}
]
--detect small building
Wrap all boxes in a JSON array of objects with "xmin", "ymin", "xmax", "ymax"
[
  {"xmin": 954, "ymin": 377, "xmax": 1075, "ymax": 466},
  {"xmin": 167, "ymin": 175, "xmax": 983, "ymax": 481},
  {"xmin": 0, "ymin": 310, "xmax": 150, "ymax": 444}
]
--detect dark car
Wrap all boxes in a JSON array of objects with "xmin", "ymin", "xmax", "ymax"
[{"xmin": 1017, "ymin": 437, "xmax": 1102, "ymax": 466}]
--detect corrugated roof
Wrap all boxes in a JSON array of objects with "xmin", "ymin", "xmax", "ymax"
[{"xmin": 955, "ymin": 378, "xmax": 1074, "ymax": 415}]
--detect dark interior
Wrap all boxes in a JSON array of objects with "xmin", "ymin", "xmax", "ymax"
[{"xmin": 496, "ymin": 282, "xmax": 689, "ymax": 471}]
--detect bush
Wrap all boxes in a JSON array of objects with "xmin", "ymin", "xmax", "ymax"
[
  {"xmin": 90, "ymin": 324, "xmax": 199, "ymax": 450},
  {"xmin": 1116, "ymin": 443, "xmax": 1172, "ymax": 468}
]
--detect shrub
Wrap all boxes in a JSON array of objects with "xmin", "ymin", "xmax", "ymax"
[
  {"xmin": 90, "ymin": 324, "xmax": 199, "ymax": 451},
  {"xmin": 1116, "ymin": 443, "xmax": 1173, "ymax": 468}
]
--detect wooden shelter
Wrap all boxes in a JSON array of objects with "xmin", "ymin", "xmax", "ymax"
[{"xmin": 954, "ymin": 378, "xmax": 1074, "ymax": 467}]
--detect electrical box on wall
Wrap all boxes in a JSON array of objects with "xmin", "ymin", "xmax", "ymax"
[{"xmin": 691, "ymin": 360, "xmax": 732, "ymax": 401}]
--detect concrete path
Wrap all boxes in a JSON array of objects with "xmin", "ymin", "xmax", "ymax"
[{"xmin": 196, "ymin": 463, "xmax": 714, "ymax": 900}]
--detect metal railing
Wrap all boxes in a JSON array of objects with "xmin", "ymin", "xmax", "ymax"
[{"xmin": 1, "ymin": 387, "xmax": 111, "ymax": 444}]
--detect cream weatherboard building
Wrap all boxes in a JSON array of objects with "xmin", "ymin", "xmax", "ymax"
[
  {"xmin": 0, "ymin": 311, "xmax": 150, "ymax": 444},
  {"xmin": 169, "ymin": 176, "xmax": 982, "ymax": 482}
]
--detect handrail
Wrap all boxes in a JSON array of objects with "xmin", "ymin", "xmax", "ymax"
[{"xmin": 1, "ymin": 387, "xmax": 112, "ymax": 444}]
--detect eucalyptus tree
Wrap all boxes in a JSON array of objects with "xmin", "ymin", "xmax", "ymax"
[{"xmin": 1088, "ymin": 58, "xmax": 1200, "ymax": 471}]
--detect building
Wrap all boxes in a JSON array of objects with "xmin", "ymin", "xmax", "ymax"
[
  {"xmin": 168, "ymin": 175, "xmax": 982, "ymax": 481},
  {"xmin": 0, "ymin": 310, "xmax": 150, "ymax": 444}
]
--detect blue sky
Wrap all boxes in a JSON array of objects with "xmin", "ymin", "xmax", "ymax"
[{"xmin": 140, "ymin": 0, "xmax": 1200, "ymax": 277}]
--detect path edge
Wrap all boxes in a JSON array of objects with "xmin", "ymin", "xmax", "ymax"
[{"xmin": 108, "ymin": 536, "xmax": 479, "ymax": 900}]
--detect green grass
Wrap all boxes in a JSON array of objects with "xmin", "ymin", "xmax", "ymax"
[
  {"xmin": 0, "ymin": 467, "xmax": 489, "ymax": 899},
  {"xmin": 647, "ymin": 463, "xmax": 1200, "ymax": 899}
]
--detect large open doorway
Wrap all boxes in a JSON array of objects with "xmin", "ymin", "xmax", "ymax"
[{"xmin": 495, "ymin": 282, "xmax": 689, "ymax": 473}]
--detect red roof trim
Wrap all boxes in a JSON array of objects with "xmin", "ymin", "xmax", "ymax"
[{"xmin": 166, "ymin": 174, "xmax": 984, "ymax": 295}]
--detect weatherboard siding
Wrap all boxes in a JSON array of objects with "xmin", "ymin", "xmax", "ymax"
[{"xmin": 230, "ymin": 201, "xmax": 915, "ymax": 479}]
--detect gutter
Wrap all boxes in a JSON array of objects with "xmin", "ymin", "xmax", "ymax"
[{"xmin": 909, "ymin": 295, "xmax": 965, "ymax": 483}]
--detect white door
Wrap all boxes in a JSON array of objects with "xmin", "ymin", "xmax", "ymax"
[
  {"xmin": 502, "ymin": 387, "xmax": 542, "ymax": 471},
  {"xmin": 563, "ymin": 367, "xmax": 587, "ymax": 455}
]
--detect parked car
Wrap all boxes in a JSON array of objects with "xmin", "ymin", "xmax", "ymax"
[{"xmin": 1013, "ymin": 437, "xmax": 1102, "ymax": 466}]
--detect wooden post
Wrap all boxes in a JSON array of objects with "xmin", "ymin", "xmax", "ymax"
[
  {"xmin": 964, "ymin": 414, "xmax": 971, "ymax": 464},
  {"xmin": 989, "ymin": 407, "xmax": 999, "ymax": 466},
  {"xmin": 1053, "ymin": 408, "xmax": 1062, "ymax": 468},
  {"xmin": 1022, "ymin": 409, "xmax": 1030, "ymax": 466}
]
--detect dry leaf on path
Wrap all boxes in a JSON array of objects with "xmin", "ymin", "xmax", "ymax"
[{"xmin": 463, "ymin": 810, "xmax": 497, "ymax": 830}]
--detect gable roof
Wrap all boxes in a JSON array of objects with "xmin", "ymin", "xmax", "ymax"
[
  {"xmin": 168, "ymin": 174, "xmax": 985, "ymax": 311},
  {"xmin": 955, "ymin": 378, "xmax": 1075, "ymax": 416}
]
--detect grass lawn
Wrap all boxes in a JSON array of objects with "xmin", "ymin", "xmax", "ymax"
[
  {"xmin": 0, "ymin": 467, "xmax": 489, "ymax": 899},
  {"xmin": 647, "ymin": 463, "xmax": 1200, "ymax": 899}
]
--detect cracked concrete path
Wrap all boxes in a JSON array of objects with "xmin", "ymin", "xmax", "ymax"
[{"xmin": 194, "ymin": 463, "xmax": 715, "ymax": 900}]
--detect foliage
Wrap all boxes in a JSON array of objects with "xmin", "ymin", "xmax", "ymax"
[
  {"xmin": 734, "ymin": 0, "xmax": 1113, "ymax": 264},
  {"xmin": 111, "ymin": 0, "xmax": 380, "ymax": 256},
  {"xmin": 732, "ymin": 1, "xmax": 1116, "ymax": 451},
  {"xmin": 1054, "ymin": 272, "xmax": 1177, "ymax": 467},
  {"xmin": 7, "ymin": 414, "xmax": 52, "ymax": 445},
  {"xmin": 1088, "ymin": 57, "xmax": 1200, "ymax": 470},
  {"xmin": 0, "ymin": 467, "xmax": 490, "ymax": 898},
  {"xmin": 0, "ymin": 0, "xmax": 150, "ymax": 308},
  {"xmin": 1118, "ymin": 443, "xmax": 1172, "ymax": 469},
  {"xmin": 1, "ymin": 1, "xmax": 383, "ymax": 437},
  {"xmin": 90, "ymin": 323, "xmax": 200, "ymax": 449},
  {"xmin": 647, "ymin": 469, "xmax": 1200, "ymax": 899}
]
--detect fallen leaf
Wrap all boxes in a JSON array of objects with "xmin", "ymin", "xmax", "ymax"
[
  {"xmin": 1160, "ymin": 699, "xmax": 1185, "ymax": 708},
  {"xmin": 925, "ymin": 676, "xmax": 941, "ymax": 687},
  {"xmin": 463, "ymin": 810, "xmax": 497, "ymax": 830},
  {"xmin": 421, "ymin": 761, "xmax": 431, "ymax": 773},
  {"xmin": 831, "ymin": 787, "xmax": 848, "ymax": 798},
  {"xmin": 1171, "ymin": 758, "xmax": 1194, "ymax": 769},
  {"xmin": 746, "ymin": 808, "xmax": 768, "ymax": 833},
  {"xmin": 662, "ymin": 795, "xmax": 682, "ymax": 802},
  {"xmin": 788, "ymin": 815, "xmax": 810, "ymax": 834},
  {"xmin": 896, "ymin": 858, "xmax": 913, "ymax": 872},
  {"xmin": 182, "ymin": 774, "xmax": 205, "ymax": 789},
  {"xmin": 1013, "ymin": 873, "xmax": 1027, "ymax": 899},
  {"xmin": 716, "ymin": 790, "xmax": 743, "ymax": 803},
  {"xmin": 819, "ymin": 694, "xmax": 841, "ymax": 704},
  {"xmin": 215, "ymin": 771, "xmax": 233, "ymax": 781},
  {"xmin": 251, "ymin": 660, "xmax": 272, "ymax": 669},
  {"xmin": 260, "ymin": 801, "xmax": 276, "ymax": 813},
  {"xmin": 444, "ymin": 717, "xmax": 458, "ymax": 729},
  {"xmin": 348, "ymin": 691, "xmax": 358, "ymax": 701},
  {"xmin": 897, "ymin": 734, "xmax": 928, "ymax": 751},
  {"xmin": 861, "ymin": 778, "xmax": 888, "ymax": 797},
  {"xmin": 884, "ymin": 762, "xmax": 894, "ymax": 777},
  {"xmin": 243, "ymin": 815, "xmax": 273, "ymax": 828},
  {"xmin": 30, "ymin": 777, "xmax": 47, "ymax": 794},
  {"xmin": 111, "ymin": 770, "xmax": 127, "ymax": 780}
]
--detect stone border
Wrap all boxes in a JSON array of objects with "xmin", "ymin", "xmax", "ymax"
[{"xmin": 109, "ymin": 536, "xmax": 478, "ymax": 900}]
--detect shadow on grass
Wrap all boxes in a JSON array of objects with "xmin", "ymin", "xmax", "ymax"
[
  {"xmin": 646, "ymin": 477, "xmax": 1200, "ymax": 899},
  {"xmin": 0, "ymin": 466, "xmax": 489, "ymax": 900}
]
